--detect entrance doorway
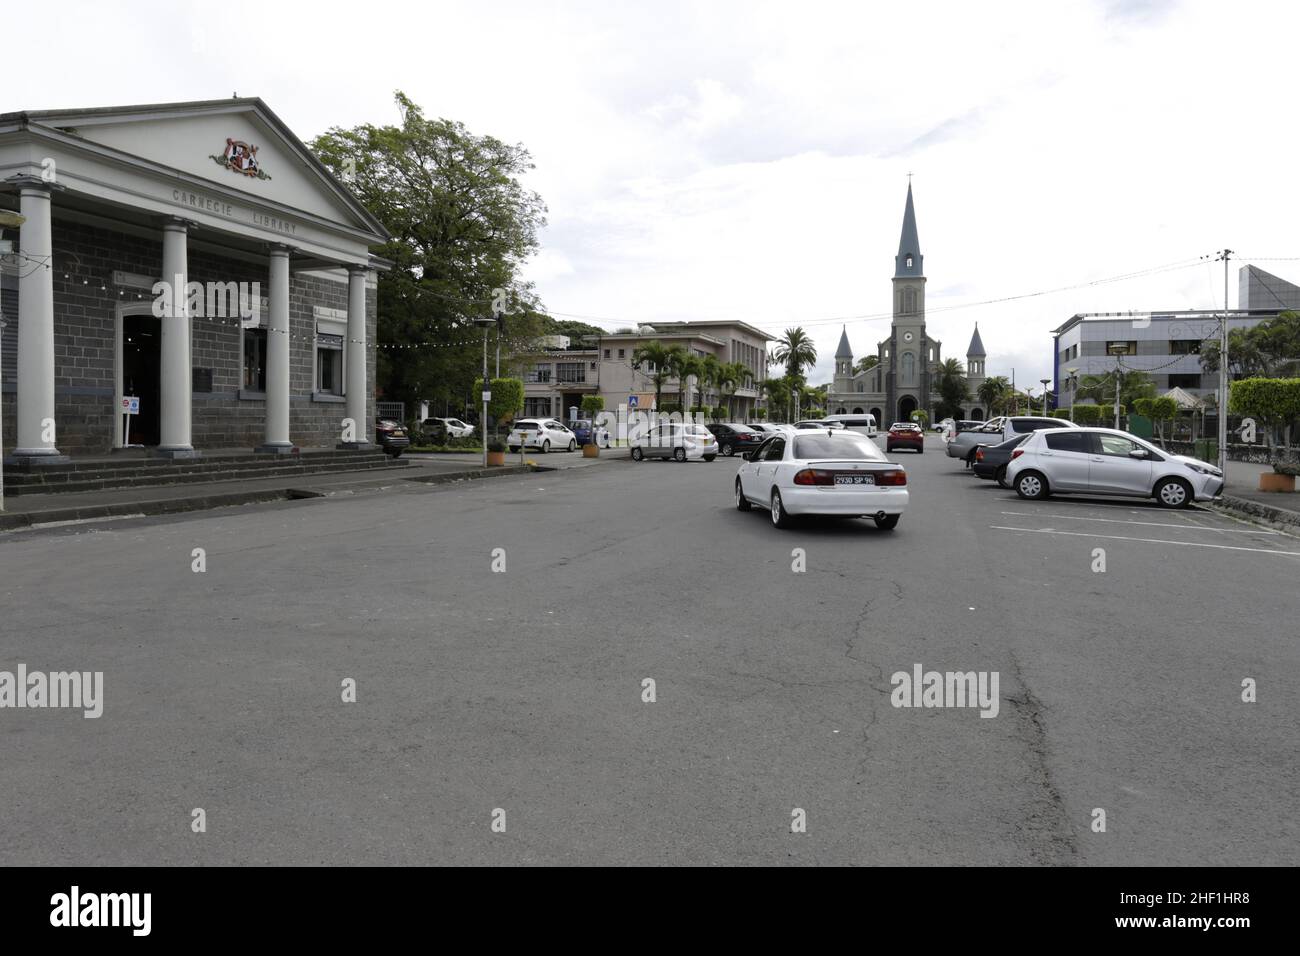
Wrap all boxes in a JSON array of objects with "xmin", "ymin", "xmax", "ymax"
[
  {"xmin": 897, "ymin": 395, "xmax": 917, "ymax": 423},
  {"xmin": 122, "ymin": 314, "xmax": 161, "ymax": 446}
]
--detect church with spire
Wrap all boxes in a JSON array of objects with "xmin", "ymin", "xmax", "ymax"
[{"xmin": 827, "ymin": 184, "xmax": 990, "ymax": 424}]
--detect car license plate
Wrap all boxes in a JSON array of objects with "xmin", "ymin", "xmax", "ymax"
[{"xmin": 834, "ymin": 474, "xmax": 874, "ymax": 485}]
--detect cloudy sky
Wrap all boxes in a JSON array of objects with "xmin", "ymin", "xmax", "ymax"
[{"xmin": 13, "ymin": 0, "xmax": 1299, "ymax": 387}]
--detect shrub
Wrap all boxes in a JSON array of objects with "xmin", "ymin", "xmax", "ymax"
[
  {"xmin": 1051, "ymin": 408, "xmax": 1073, "ymax": 420},
  {"xmin": 713, "ymin": 405, "xmax": 728, "ymax": 422},
  {"xmin": 487, "ymin": 439, "xmax": 505, "ymax": 453}
]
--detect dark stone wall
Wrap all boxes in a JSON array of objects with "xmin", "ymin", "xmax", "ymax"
[{"xmin": 1, "ymin": 218, "xmax": 377, "ymax": 456}]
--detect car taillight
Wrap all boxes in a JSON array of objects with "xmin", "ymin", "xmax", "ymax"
[
  {"xmin": 1011, "ymin": 449, "xmax": 1024, "ymax": 460},
  {"xmin": 793, "ymin": 469, "xmax": 835, "ymax": 486},
  {"xmin": 875, "ymin": 470, "xmax": 907, "ymax": 486},
  {"xmin": 975, "ymin": 449, "xmax": 984, "ymax": 461}
]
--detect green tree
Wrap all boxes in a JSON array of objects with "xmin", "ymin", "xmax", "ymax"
[
  {"xmin": 473, "ymin": 376, "xmax": 524, "ymax": 438},
  {"xmin": 1230, "ymin": 377, "xmax": 1300, "ymax": 462},
  {"xmin": 761, "ymin": 376, "xmax": 793, "ymax": 422},
  {"xmin": 936, "ymin": 358, "xmax": 968, "ymax": 420},
  {"xmin": 673, "ymin": 352, "xmax": 705, "ymax": 413},
  {"xmin": 1202, "ymin": 312, "xmax": 1300, "ymax": 379},
  {"xmin": 977, "ymin": 375, "xmax": 1010, "ymax": 415},
  {"xmin": 772, "ymin": 327, "xmax": 817, "ymax": 419},
  {"xmin": 630, "ymin": 341, "xmax": 686, "ymax": 411},
  {"xmin": 579, "ymin": 395, "xmax": 605, "ymax": 444},
  {"xmin": 854, "ymin": 355, "xmax": 880, "ymax": 375},
  {"xmin": 312, "ymin": 91, "xmax": 548, "ymax": 412}
]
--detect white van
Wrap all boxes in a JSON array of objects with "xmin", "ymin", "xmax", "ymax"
[{"xmin": 821, "ymin": 413, "xmax": 878, "ymax": 438}]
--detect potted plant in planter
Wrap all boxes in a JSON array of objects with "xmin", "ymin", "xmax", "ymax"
[
  {"xmin": 580, "ymin": 395, "xmax": 605, "ymax": 458},
  {"xmin": 486, "ymin": 439, "xmax": 507, "ymax": 467},
  {"xmin": 1230, "ymin": 377, "xmax": 1300, "ymax": 492}
]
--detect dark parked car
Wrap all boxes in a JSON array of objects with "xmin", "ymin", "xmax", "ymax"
[
  {"xmin": 886, "ymin": 422, "xmax": 924, "ymax": 453},
  {"xmin": 706, "ymin": 422, "xmax": 765, "ymax": 457},
  {"xmin": 569, "ymin": 419, "xmax": 611, "ymax": 447},
  {"xmin": 971, "ymin": 433, "xmax": 1031, "ymax": 487},
  {"xmin": 375, "ymin": 418, "xmax": 410, "ymax": 458}
]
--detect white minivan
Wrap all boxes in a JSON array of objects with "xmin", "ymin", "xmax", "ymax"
[{"xmin": 821, "ymin": 414, "xmax": 878, "ymax": 438}]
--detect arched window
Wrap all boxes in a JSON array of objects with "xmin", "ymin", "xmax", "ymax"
[
  {"xmin": 905, "ymin": 255, "xmax": 914, "ymax": 270},
  {"xmin": 901, "ymin": 351, "xmax": 916, "ymax": 385},
  {"xmin": 852, "ymin": 407, "xmax": 864, "ymax": 415},
  {"xmin": 904, "ymin": 288, "xmax": 916, "ymax": 314}
]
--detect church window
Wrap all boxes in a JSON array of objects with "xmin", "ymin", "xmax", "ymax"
[
  {"xmin": 901, "ymin": 351, "xmax": 916, "ymax": 385},
  {"xmin": 904, "ymin": 288, "xmax": 916, "ymax": 313}
]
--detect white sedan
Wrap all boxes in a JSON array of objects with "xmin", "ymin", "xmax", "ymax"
[
  {"xmin": 438, "ymin": 417, "xmax": 475, "ymax": 438},
  {"xmin": 735, "ymin": 428, "xmax": 909, "ymax": 529}
]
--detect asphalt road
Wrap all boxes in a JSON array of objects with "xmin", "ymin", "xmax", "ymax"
[{"xmin": 1, "ymin": 434, "xmax": 1296, "ymax": 865}]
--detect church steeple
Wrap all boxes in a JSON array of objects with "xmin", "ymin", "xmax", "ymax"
[{"xmin": 895, "ymin": 183, "xmax": 923, "ymax": 278}]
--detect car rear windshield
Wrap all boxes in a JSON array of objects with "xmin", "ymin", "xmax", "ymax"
[
  {"xmin": 794, "ymin": 434, "xmax": 882, "ymax": 460},
  {"xmin": 515, "ymin": 421, "xmax": 539, "ymax": 430}
]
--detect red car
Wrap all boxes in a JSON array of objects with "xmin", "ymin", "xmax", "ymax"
[{"xmin": 886, "ymin": 422, "xmax": 924, "ymax": 454}]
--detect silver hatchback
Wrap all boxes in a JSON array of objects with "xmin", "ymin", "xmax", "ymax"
[{"xmin": 1005, "ymin": 427, "xmax": 1224, "ymax": 508}]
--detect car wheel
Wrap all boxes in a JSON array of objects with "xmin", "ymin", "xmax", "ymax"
[
  {"xmin": 509, "ymin": 446, "xmax": 520, "ymax": 453},
  {"xmin": 995, "ymin": 465, "xmax": 1009, "ymax": 488},
  {"xmin": 1016, "ymin": 471, "xmax": 1050, "ymax": 500},
  {"xmin": 1155, "ymin": 477, "xmax": 1192, "ymax": 509},
  {"xmin": 387, "ymin": 449, "xmax": 403, "ymax": 459},
  {"xmin": 917, "ymin": 447, "xmax": 924, "ymax": 454},
  {"xmin": 567, "ymin": 439, "xmax": 576, "ymax": 452},
  {"xmin": 874, "ymin": 513, "xmax": 900, "ymax": 530},
  {"xmin": 704, "ymin": 455, "xmax": 716, "ymax": 462},
  {"xmin": 770, "ymin": 488, "xmax": 794, "ymax": 528},
  {"xmin": 721, "ymin": 443, "xmax": 734, "ymax": 457},
  {"xmin": 673, "ymin": 448, "xmax": 687, "ymax": 462},
  {"xmin": 886, "ymin": 444, "xmax": 894, "ymax": 453},
  {"xmin": 735, "ymin": 478, "xmax": 752, "ymax": 511},
  {"xmin": 631, "ymin": 447, "xmax": 643, "ymax": 461},
  {"xmin": 541, "ymin": 440, "xmax": 550, "ymax": 454}
]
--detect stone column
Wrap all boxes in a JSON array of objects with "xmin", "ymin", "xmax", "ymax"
[
  {"xmin": 256, "ymin": 247, "xmax": 295, "ymax": 453},
  {"xmin": 11, "ymin": 182, "xmax": 68, "ymax": 463},
  {"xmin": 157, "ymin": 220, "xmax": 197, "ymax": 457},
  {"xmin": 338, "ymin": 265, "xmax": 373, "ymax": 449}
]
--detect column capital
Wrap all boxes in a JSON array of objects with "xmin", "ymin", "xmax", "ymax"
[
  {"xmin": 347, "ymin": 263, "xmax": 371, "ymax": 277},
  {"xmin": 268, "ymin": 244, "xmax": 294, "ymax": 259},
  {"xmin": 3, "ymin": 174, "xmax": 65, "ymax": 196},
  {"xmin": 161, "ymin": 216, "xmax": 194, "ymax": 234}
]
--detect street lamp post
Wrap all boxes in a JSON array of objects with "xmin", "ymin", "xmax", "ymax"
[
  {"xmin": 1106, "ymin": 343, "xmax": 1130, "ymax": 430},
  {"xmin": 1040, "ymin": 378, "xmax": 1051, "ymax": 417},
  {"xmin": 475, "ymin": 316, "xmax": 495, "ymax": 467},
  {"xmin": 1067, "ymin": 367, "xmax": 1079, "ymax": 423}
]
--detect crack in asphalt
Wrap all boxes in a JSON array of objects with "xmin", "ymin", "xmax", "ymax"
[
  {"xmin": 845, "ymin": 578, "xmax": 906, "ymax": 783},
  {"xmin": 1004, "ymin": 653, "xmax": 1081, "ymax": 864}
]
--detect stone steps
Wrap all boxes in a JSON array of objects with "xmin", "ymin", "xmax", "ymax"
[{"xmin": 3, "ymin": 452, "xmax": 409, "ymax": 496}]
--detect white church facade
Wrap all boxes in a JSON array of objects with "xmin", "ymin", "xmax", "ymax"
[{"xmin": 827, "ymin": 185, "xmax": 991, "ymax": 424}]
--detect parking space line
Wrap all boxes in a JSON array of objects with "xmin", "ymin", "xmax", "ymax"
[
  {"xmin": 990, "ymin": 525, "xmax": 1300, "ymax": 555},
  {"xmin": 998, "ymin": 511, "xmax": 1279, "ymax": 535}
]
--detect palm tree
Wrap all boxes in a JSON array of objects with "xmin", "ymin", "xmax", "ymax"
[
  {"xmin": 673, "ymin": 352, "xmax": 704, "ymax": 413},
  {"xmin": 771, "ymin": 328, "xmax": 817, "ymax": 420},
  {"xmin": 699, "ymin": 354, "xmax": 722, "ymax": 413},
  {"xmin": 631, "ymin": 341, "xmax": 686, "ymax": 412},
  {"xmin": 761, "ymin": 377, "xmax": 793, "ymax": 422},
  {"xmin": 977, "ymin": 375, "xmax": 1010, "ymax": 416},
  {"xmin": 721, "ymin": 361, "xmax": 753, "ymax": 419},
  {"xmin": 936, "ymin": 357, "xmax": 968, "ymax": 419}
]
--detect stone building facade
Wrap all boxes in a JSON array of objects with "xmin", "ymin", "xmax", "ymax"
[{"xmin": 0, "ymin": 98, "xmax": 388, "ymax": 461}]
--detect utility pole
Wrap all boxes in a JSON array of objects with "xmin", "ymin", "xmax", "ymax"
[{"xmin": 1218, "ymin": 249, "xmax": 1232, "ymax": 478}]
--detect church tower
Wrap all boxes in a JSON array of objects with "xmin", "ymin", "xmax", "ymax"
[
  {"xmin": 887, "ymin": 183, "xmax": 928, "ymax": 423},
  {"xmin": 833, "ymin": 325, "xmax": 854, "ymax": 394}
]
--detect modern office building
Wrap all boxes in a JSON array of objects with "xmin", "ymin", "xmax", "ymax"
[{"xmin": 1051, "ymin": 296, "xmax": 1299, "ymax": 412}]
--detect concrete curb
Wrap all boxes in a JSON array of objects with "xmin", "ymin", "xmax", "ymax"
[
  {"xmin": 0, "ymin": 488, "xmax": 293, "ymax": 532},
  {"xmin": 0, "ymin": 464, "xmax": 540, "ymax": 531},
  {"xmin": 400, "ymin": 464, "xmax": 535, "ymax": 484},
  {"xmin": 1212, "ymin": 494, "xmax": 1300, "ymax": 531}
]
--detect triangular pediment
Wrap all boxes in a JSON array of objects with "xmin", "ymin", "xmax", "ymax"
[{"xmin": 25, "ymin": 98, "xmax": 385, "ymax": 240}]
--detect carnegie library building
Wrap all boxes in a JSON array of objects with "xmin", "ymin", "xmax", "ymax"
[{"xmin": 0, "ymin": 97, "xmax": 389, "ymax": 463}]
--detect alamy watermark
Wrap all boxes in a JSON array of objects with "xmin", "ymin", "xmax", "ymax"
[
  {"xmin": 890, "ymin": 663, "xmax": 999, "ymax": 718},
  {"xmin": 151, "ymin": 276, "xmax": 261, "ymax": 323},
  {"xmin": 0, "ymin": 664, "xmax": 103, "ymax": 718}
]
